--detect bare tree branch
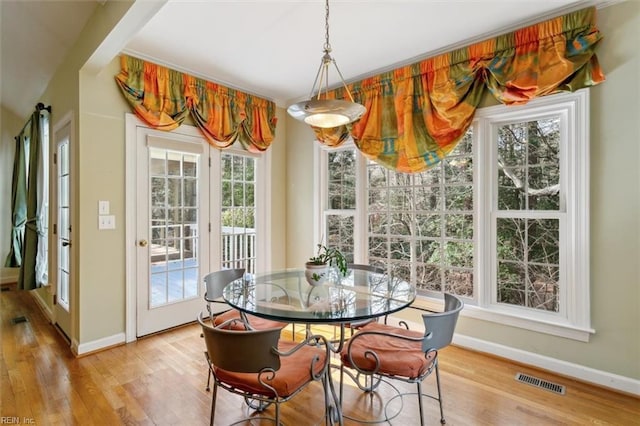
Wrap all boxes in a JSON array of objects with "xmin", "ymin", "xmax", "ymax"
[{"xmin": 497, "ymin": 157, "xmax": 560, "ymax": 196}]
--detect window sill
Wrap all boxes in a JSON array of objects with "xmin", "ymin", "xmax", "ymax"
[{"xmin": 412, "ymin": 297, "xmax": 595, "ymax": 342}]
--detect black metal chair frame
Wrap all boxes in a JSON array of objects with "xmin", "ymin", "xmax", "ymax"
[
  {"xmin": 198, "ymin": 312, "xmax": 331, "ymax": 425},
  {"xmin": 339, "ymin": 293, "xmax": 463, "ymax": 425}
]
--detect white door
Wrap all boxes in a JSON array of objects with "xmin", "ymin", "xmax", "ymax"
[
  {"xmin": 135, "ymin": 129, "xmax": 209, "ymax": 336},
  {"xmin": 53, "ymin": 118, "xmax": 72, "ymax": 339}
]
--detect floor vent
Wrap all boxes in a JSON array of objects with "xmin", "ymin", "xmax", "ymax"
[
  {"xmin": 11, "ymin": 316, "xmax": 28, "ymax": 325},
  {"xmin": 515, "ymin": 372, "xmax": 565, "ymax": 395}
]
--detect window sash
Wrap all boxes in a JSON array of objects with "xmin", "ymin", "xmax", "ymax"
[{"xmin": 315, "ymin": 90, "xmax": 592, "ymax": 341}]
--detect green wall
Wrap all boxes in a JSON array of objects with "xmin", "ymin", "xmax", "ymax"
[{"xmin": 33, "ymin": 0, "xmax": 137, "ymax": 344}]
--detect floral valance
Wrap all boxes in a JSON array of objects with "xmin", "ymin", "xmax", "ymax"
[
  {"xmin": 315, "ymin": 6, "xmax": 605, "ymax": 173},
  {"xmin": 115, "ymin": 55, "xmax": 277, "ymax": 152}
]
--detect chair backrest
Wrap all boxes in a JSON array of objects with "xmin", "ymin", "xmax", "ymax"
[
  {"xmin": 198, "ymin": 314, "xmax": 281, "ymax": 373},
  {"xmin": 421, "ymin": 293, "xmax": 464, "ymax": 352},
  {"xmin": 204, "ymin": 268, "xmax": 245, "ymax": 302}
]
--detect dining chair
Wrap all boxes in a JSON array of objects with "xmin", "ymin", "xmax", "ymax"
[
  {"xmin": 339, "ymin": 293, "xmax": 463, "ymax": 425},
  {"xmin": 204, "ymin": 268, "xmax": 287, "ymax": 330},
  {"xmin": 198, "ymin": 312, "xmax": 331, "ymax": 426},
  {"xmin": 203, "ymin": 268, "xmax": 288, "ymax": 391}
]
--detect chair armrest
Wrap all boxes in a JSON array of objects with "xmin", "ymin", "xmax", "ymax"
[
  {"xmin": 215, "ymin": 317, "xmax": 253, "ymax": 330},
  {"xmin": 274, "ymin": 334, "xmax": 330, "ymax": 381}
]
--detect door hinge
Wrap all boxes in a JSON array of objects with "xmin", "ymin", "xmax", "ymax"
[
  {"xmin": 208, "ymin": 157, "xmax": 211, "ymax": 167},
  {"xmin": 208, "ymin": 223, "xmax": 211, "ymax": 232},
  {"xmin": 53, "ymin": 224, "xmax": 57, "ymax": 235},
  {"xmin": 53, "ymin": 294, "xmax": 57, "ymax": 305},
  {"xmin": 53, "ymin": 153, "xmax": 57, "ymax": 164}
]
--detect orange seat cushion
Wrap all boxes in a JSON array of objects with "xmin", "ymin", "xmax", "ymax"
[
  {"xmin": 340, "ymin": 322, "xmax": 436, "ymax": 379},
  {"xmin": 214, "ymin": 310, "xmax": 287, "ymax": 330},
  {"xmin": 213, "ymin": 341, "xmax": 327, "ymax": 397}
]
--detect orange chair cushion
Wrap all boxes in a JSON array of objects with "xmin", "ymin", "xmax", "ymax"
[
  {"xmin": 214, "ymin": 310, "xmax": 287, "ymax": 330},
  {"xmin": 340, "ymin": 322, "xmax": 436, "ymax": 379},
  {"xmin": 213, "ymin": 341, "xmax": 327, "ymax": 397}
]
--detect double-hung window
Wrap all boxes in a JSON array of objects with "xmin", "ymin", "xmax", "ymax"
[{"xmin": 315, "ymin": 91, "xmax": 592, "ymax": 340}]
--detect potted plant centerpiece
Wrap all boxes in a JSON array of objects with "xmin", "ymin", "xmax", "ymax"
[{"xmin": 305, "ymin": 244, "xmax": 348, "ymax": 286}]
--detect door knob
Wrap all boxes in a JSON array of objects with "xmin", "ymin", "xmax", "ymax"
[
  {"xmin": 62, "ymin": 241, "xmax": 71, "ymax": 247},
  {"xmin": 138, "ymin": 240, "xmax": 148, "ymax": 247}
]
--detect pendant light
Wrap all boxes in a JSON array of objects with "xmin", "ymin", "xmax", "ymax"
[{"xmin": 287, "ymin": 0, "xmax": 366, "ymax": 128}]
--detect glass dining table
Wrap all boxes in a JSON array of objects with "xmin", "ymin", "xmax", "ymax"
[
  {"xmin": 222, "ymin": 267, "xmax": 416, "ymax": 425},
  {"xmin": 222, "ymin": 268, "xmax": 416, "ymax": 330}
]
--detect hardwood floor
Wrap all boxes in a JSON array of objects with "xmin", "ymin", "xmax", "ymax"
[{"xmin": 2, "ymin": 286, "xmax": 638, "ymax": 425}]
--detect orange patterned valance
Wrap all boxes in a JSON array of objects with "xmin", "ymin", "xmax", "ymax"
[
  {"xmin": 115, "ymin": 55, "xmax": 277, "ymax": 152},
  {"xmin": 315, "ymin": 6, "xmax": 605, "ymax": 173}
]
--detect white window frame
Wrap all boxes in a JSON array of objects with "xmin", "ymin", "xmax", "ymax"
[
  {"xmin": 314, "ymin": 143, "xmax": 367, "ymax": 262},
  {"xmin": 473, "ymin": 90, "xmax": 592, "ymax": 341},
  {"xmin": 209, "ymin": 145, "xmax": 271, "ymax": 274},
  {"xmin": 314, "ymin": 90, "xmax": 593, "ymax": 341}
]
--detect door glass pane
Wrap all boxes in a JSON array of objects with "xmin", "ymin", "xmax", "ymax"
[
  {"xmin": 221, "ymin": 153, "xmax": 257, "ymax": 273},
  {"xmin": 149, "ymin": 148, "xmax": 200, "ymax": 308},
  {"xmin": 57, "ymin": 139, "xmax": 70, "ymax": 309}
]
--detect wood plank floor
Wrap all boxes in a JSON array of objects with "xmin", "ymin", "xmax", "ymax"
[{"xmin": 1, "ymin": 286, "xmax": 638, "ymax": 425}]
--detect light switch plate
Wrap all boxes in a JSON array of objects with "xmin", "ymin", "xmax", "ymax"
[
  {"xmin": 98, "ymin": 200, "xmax": 110, "ymax": 215},
  {"xmin": 98, "ymin": 215, "xmax": 116, "ymax": 230}
]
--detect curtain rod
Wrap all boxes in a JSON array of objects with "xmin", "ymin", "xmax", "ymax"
[
  {"xmin": 35, "ymin": 102, "xmax": 51, "ymax": 113},
  {"xmin": 12, "ymin": 103, "xmax": 52, "ymax": 140}
]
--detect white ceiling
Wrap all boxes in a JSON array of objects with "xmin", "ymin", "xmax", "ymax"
[
  {"xmin": 0, "ymin": 0, "xmax": 99, "ymax": 119},
  {"xmin": 1, "ymin": 0, "xmax": 610, "ymax": 119}
]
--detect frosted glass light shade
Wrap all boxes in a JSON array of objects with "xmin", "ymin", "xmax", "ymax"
[{"xmin": 287, "ymin": 99, "xmax": 366, "ymax": 128}]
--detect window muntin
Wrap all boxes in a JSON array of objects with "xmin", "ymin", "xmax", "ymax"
[
  {"xmin": 221, "ymin": 153, "xmax": 257, "ymax": 273},
  {"xmin": 366, "ymin": 131, "xmax": 474, "ymax": 297},
  {"xmin": 496, "ymin": 118, "xmax": 561, "ymax": 211},
  {"xmin": 492, "ymin": 115, "xmax": 565, "ymax": 314},
  {"xmin": 149, "ymin": 148, "xmax": 200, "ymax": 306},
  {"xmin": 316, "ymin": 91, "xmax": 590, "ymax": 339},
  {"xmin": 325, "ymin": 149, "xmax": 356, "ymax": 262}
]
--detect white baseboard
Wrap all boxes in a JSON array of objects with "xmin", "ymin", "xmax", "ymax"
[
  {"xmin": 454, "ymin": 334, "xmax": 640, "ymax": 396},
  {"xmin": 30, "ymin": 290, "xmax": 54, "ymax": 322},
  {"xmin": 75, "ymin": 332, "xmax": 126, "ymax": 356},
  {"xmin": 385, "ymin": 316, "xmax": 639, "ymax": 396}
]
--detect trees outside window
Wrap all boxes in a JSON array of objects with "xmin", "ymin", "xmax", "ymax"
[
  {"xmin": 317, "ymin": 91, "xmax": 591, "ymax": 340},
  {"xmin": 220, "ymin": 153, "xmax": 258, "ymax": 273}
]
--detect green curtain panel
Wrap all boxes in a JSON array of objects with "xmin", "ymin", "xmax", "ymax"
[
  {"xmin": 316, "ymin": 6, "xmax": 605, "ymax": 173},
  {"xmin": 115, "ymin": 56, "xmax": 277, "ymax": 153},
  {"xmin": 17, "ymin": 110, "xmax": 43, "ymax": 290},
  {"xmin": 5, "ymin": 131, "xmax": 28, "ymax": 268}
]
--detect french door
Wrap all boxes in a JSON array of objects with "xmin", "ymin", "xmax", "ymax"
[
  {"xmin": 135, "ymin": 128, "xmax": 210, "ymax": 336},
  {"xmin": 53, "ymin": 116, "xmax": 72, "ymax": 339},
  {"xmin": 126, "ymin": 115, "xmax": 270, "ymax": 339}
]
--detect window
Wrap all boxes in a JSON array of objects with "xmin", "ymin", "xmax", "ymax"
[
  {"xmin": 316, "ymin": 91, "xmax": 591, "ymax": 340},
  {"xmin": 213, "ymin": 149, "xmax": 268, "ymax": 275},
  {"xmin": 323, "ymin": 149, "xmax": 357, "ymax": 263}
]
